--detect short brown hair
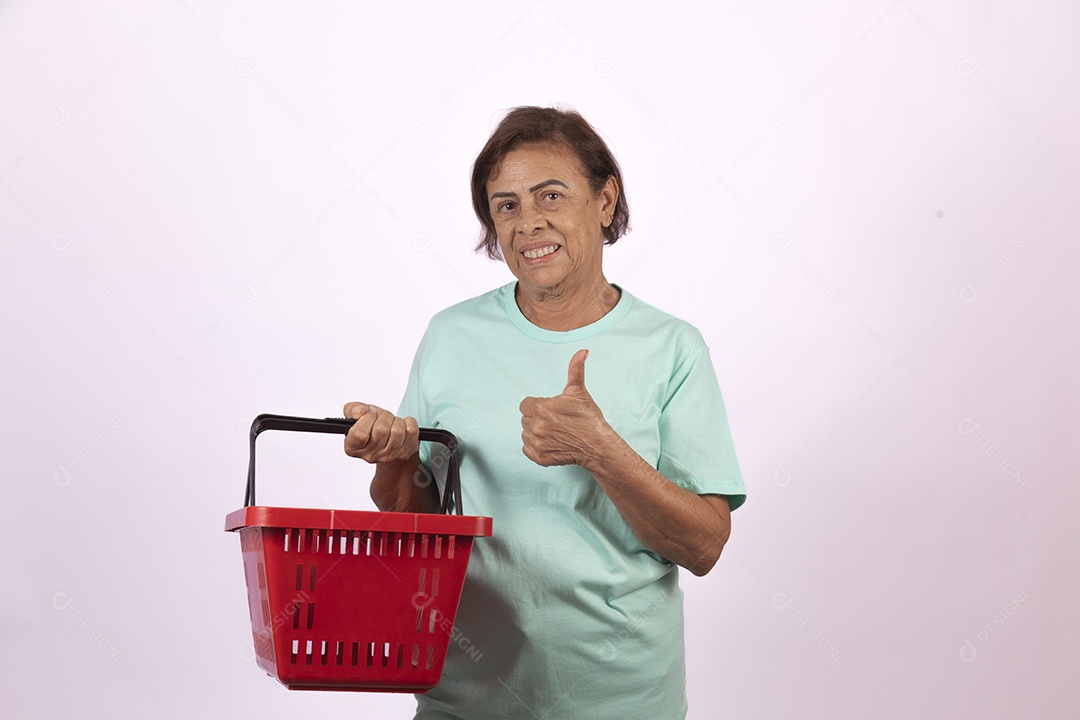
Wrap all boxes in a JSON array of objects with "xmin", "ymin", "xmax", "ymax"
[{"xmin": 471, "ymin": 106, "xmax": 630, "ymax": 259}]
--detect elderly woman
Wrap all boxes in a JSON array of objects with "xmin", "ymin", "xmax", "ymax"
[{"xmin": 344, "ymin": 106, "xmax": 745, "ymax": 720}]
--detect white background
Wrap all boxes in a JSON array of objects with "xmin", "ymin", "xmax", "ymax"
[{"xmin": 2, "ymin": 1, "xmax": 1078, "ymax": 718}]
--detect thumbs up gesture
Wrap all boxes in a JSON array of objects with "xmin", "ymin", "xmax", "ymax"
[{"xmin": 519, "ymin": 349, "xmax": 610, "ymax": 468}]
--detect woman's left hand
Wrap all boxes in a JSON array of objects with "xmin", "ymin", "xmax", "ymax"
[
  {"xmin": 521, "ymin": 348, "xmax": 732, "ymax": 575},
  {"xmin": 519, "ymin": 349, "xmax": 610, "ymax": 468}
]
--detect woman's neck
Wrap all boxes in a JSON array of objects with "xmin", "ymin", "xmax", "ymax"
[{"xmin": 515, "ymin": 276, "xmax": 621, "ymax": 331}]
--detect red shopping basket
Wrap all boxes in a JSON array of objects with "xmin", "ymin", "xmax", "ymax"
[{"xmin": 225, "ymin": 414, "xmax": 492, "ymax": 692}]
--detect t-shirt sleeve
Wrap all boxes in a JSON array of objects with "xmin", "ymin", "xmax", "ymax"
[{"xmin": 656, "ymin": 344, "xmax": 746, "ymax": 511}]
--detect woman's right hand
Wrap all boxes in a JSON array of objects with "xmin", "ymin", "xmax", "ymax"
[{"xmin": 342, "ymin": 402, "xmax": 420, "ymax": 464}]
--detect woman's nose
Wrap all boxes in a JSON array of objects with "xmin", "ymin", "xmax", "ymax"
[{"xmin": 516, "ymin": 202, "xmax": 545, "ymax": 234}]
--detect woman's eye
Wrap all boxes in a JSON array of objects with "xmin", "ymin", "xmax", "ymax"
[
  {"xmin": 544, "ymin": 192, "xmax": 560, "ymax": 201},
  {"xmin": 497, "ymin": 201, "xmax": 516, "ymax": 212}
]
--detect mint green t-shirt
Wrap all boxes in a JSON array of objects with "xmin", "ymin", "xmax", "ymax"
[{"xmin": 401, "ymin": 283, "xmax": 745, "ymax": 720}]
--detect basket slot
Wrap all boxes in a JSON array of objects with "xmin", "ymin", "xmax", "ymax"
[
  {"xmin": 395, "ymin": 643, "xmax": 404, "ymax": 669},
  {"xmin": 434, "ymin": 535, "xmax": 442, "ymax": 559},
  {"xmin": 433, "ymin": 568, "xmax": 440, "ymax": 597},
  {"xmin": 292, "ymin": 602, "xmax": 301, "ymax": 630},
  {"xmin": 351, "ymin": 641, "xmax": 360, "ymax": 667},
  {"xmin": 365, "ymin": 642, "xmax": 374, "ymax": 668},
  {"xmin": 421, "ymin": 534, "xmax": 429, "ymax": 558},
  {"xmin": 305, "ymin": 640, "xmax": 314, "ymax": 665},
  {"xmin": 415, "ymin": 568, "xmax": 427, "ymax": 632},
  {"xmin": 261, "ymin": 599, "xmax": 270, "ymax": 628},
  {"xmin": 447, "ymin": 535, "xmax": 456, "ymax": 560},
  {"xmin": 407, "ymin": 533, "xmax": 416, "ymax": 557},
  {"xmin": 283, "ymin": 530, "xmax": 290, "ymax": 553},
  {"xmin": 320, "ymin": 640, "xmax": 329, "ymax": 666},
  {"xmin": 411, "ymin": 643, "xmax": 420, "ymax": 668},
  {"xmin": 294, "ymin": 563, "xmax": 318, "ymax": 593},
  {"xmin": 426, "ymin": 644, "xmax": 435, "ymax": 670},
  {"xmin": 291, "ymin": 639, "xmax": 298, "ymax": 664},
  {"xmin": 256, "ymin": 561, "xmax": 266, "ymax": 590},
  {"xmin": 382, "ymin": 642, "xmax": 390, "ymax": 668},
  {"xmin": 335, "ymin": 640, "xmax": 344, "ymax": 666}
]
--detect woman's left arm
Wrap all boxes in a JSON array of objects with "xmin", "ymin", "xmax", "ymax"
[{"xmin": 520, "ymin": 350, "xmax": 733, "ymax": 576}]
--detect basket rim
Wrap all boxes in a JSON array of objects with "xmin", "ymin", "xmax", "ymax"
[{"xmin": 224, "ymin": 506, "xmax": 493, "ymax": 536}]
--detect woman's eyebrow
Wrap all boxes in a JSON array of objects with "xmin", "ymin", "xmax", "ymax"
[{"xmin": 528, "ymin": 179, "xmax": 568, "ymax": 193}]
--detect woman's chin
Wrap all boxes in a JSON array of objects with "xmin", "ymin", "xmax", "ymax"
[{"xmin": 510, "ymin": 265, "xmax": 568, "ymax": 293}]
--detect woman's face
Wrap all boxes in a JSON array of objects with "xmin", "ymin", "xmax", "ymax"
[{"xmin": 486, "ymin": 143, "xmax": 617, "ymax": 298}]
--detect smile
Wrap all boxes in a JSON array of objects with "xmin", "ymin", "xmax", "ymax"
[{"xmin": 522, "ymin": 244, "xmax": 560, "ymax": 259}]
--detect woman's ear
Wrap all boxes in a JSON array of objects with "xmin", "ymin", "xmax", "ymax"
[{"xmin": 600, "ymin": 176, "xmax": 618, "ymax": 227}]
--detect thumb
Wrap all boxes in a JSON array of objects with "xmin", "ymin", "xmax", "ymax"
[
  {"xmin": 343, "ymin": 402, "xmax": 377, "ymax": 420},
  {"xmin": 563, "ymin": 349, "xmax": 589, "ymax": 394}
]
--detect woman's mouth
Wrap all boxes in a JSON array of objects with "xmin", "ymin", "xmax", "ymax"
[{"xmin": 522, "ymin": 244, "xmax": 561, "ymax": 259}]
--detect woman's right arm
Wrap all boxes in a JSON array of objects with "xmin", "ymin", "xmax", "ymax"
[{"xmin": 342, "ymin": 402, "xmax": 440, "ymax": 513}]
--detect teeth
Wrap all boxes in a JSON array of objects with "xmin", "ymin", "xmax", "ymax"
[{"xmin": 523, "ymin": 245, "xmax": 559, "ymax": 259}]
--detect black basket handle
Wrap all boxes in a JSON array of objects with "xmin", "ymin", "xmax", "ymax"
[{"xmin": 245, "ymin": 413, "xmax": 462, "ymax": 515}]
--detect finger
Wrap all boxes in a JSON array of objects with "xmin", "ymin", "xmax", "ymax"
[
  {"xmin": 343, "ymin": 402, "xmax": 371, "ymax": 420},
  {"xmin": 403, "ymin": 416, "xmax": 420, "ymax": 456},
  {"xmin": 344, "ymin": 411, "xmax": 377, "ymax": 456},
  {"xmin": 521, "ymin": 432, "xmax": 538, "ymax": 464},
  {"xmin": 345, "ymin": 402, "xmax": 385, "ymax": 420},
  {"xmin": 521, "ymin": 439, "xmax": 550, "ymax": 467},
  {"xmin": 381, "ymin": 416, "xmax": 408, "ymax": 460},
  {"xmin": 520, "ymin": 404, "xmax": 543, "ymax": 429},
  {"xmin": 563, "ymin": 349, "xmax": 589, "ymax": 394},
  {"xmin": 519, "ymin": 397, "xmax": 537, "ymax": 417},
  {"xmin": 368, "ymin": 408, "xmax": 396, "ymax": 455}
]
